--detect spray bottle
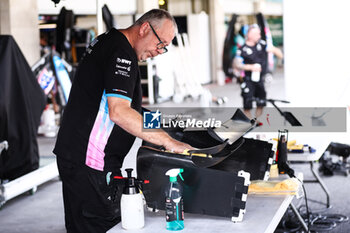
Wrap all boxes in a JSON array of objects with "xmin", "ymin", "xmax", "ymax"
[
  {"xmin": 165, "ymin": 168, "xmax": 185, "ymax": 231},
  {"xmin": 120, "ymin": 168, "xmax": 145, "ymax": 230},
  {"xmin": 277, "ymin": 129, "xmax": 295, "ymax": 177}
]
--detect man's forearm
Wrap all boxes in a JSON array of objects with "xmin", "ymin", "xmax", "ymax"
[
  {"xmin": 268, "ymin": 46, "xmax": 283, "ymax": 59},
  {"xmin": 109, "ymin": 105, "xmax": 173, "ymax": 147},
  {"xmin": 234, "ymin": 58, "xmax": 254, "ymax": 71}
]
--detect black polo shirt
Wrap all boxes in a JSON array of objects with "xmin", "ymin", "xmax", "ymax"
[
  {"xmin": 53, "ymin": 28, "xmax": 142, "ymax": 171},
  {"xmin": 236, "ymin": 40, "xmax": 268, "ymax": 78}
]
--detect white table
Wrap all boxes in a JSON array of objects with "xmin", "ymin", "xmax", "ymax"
[
  {"xmin": 108, "ymin": 194, "xmax": 296, "ymax": 233},
  {"xmin": 287, "ymin": 132, "xmax": 331, "ymax": 162},
  {"xmin": 245, "ymin": 132, "xmax": 332, "ymax": 208}
]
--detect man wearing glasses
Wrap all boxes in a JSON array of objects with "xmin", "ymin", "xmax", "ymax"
[{"xmin": 54, "ymin": 9, "xmax": 192, "ymax": 233}]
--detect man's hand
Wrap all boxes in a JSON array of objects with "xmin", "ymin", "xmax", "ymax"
[
  {"xmin": 251, "ymin": 63, "xmax": 261, "ymax": 72},
  {"xmin": 163, "ymin": 138, "xmax": 194, "ymax": 154},
  {"xmin": 234, "ymin": 57, "xmax": 262, "ymax": 72}
]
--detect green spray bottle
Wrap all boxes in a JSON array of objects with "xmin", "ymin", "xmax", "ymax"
[{"xmin": 165, "ymin": 168, "xmax": 184, "ymax": 231}]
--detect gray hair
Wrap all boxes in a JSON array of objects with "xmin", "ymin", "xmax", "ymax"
[
  {"xmin": 135, "ymin": 9, "xmax": 178, "ymax": 33},
  {"xmin": 247, "ymin": 24, "xmax": 261, "ymax": 33}
]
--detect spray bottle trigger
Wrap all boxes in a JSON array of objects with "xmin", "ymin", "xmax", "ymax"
[
  {"xmin": 179, "ymin": 174, "xmax": 184, "ymax": 181},
  {"xmin": 179, "ymin": 168, "xmax": 184, "ymax": 181}
]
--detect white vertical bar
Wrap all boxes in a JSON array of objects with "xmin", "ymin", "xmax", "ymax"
[{"xmin": 96, "ymin": 0, "xmax": 104, "ymax": 35}]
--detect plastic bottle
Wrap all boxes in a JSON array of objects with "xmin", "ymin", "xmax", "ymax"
[
  {"xmin": 251, "ymin": 63, "xmax": 261, "ymax": 82},
  {"xmin": 165, "ymin": 168, "xmax": 185, "ymax": 231},
  {"xmin": 120, "ymin": 168, "xmax": 145, "ymax": 230}
]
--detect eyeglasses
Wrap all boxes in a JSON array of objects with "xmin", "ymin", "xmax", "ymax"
[{"xmin": 149, "ymin": 23, "xmax": 168, "ymax": 54}]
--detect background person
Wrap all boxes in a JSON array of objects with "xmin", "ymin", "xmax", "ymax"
[{"xmin": 233, "ymin": 24, "xmax": 283, "ymax": 119}]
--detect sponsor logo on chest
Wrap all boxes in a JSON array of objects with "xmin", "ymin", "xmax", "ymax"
[
  {"xmin": 115, "ymin": 57, "xmax": 132, "ymax": 77},
  {"xmin": 116, "ymin": 57, "xmax": 131, "ymax": 65}
]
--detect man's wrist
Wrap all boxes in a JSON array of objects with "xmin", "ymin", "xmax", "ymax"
[
  {"xmin": 245, "ymin": 64, "xmax": 252, "ymax": 71},
  {"xmin": 161, "ymin": 135, "xmax": 173, "ymax": 148}
]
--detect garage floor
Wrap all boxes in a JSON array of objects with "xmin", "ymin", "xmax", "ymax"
[{"xmin": 1, "ymin": 70, "xmax": 349, "ymax": 233}]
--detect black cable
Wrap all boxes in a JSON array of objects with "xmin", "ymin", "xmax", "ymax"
[
  {"xmin": 277, "ymin": 161, "xmax": 311, "ymax": 232},
  {"xmin": 325, "ymin": 214, "xmax": 349, "ymax": 224},
  {"xmin": 297, "ymin": 204, "xmax": 328, "ymax": 216},
  {"xmin": 276, "ymin": 130, "xmax": 349, "ymax": 232},
  {"xmin": 274, "ymin": 164, "xmax": 349, "ymax": 232},
  {"xmin": 295, "ymin": 175, "xmax": 344, "ymax": 232},
  {"xmin": 296, "ymin": 200, "xmax": 349, "ymax": 232},
  {"xmin": 300, "ymin": 198, "xmax": 330, "ymax": 210}
]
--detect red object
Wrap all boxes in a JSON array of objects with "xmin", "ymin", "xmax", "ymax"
[
  {"xmin": 225, "ymin": 77, "xmax": 233, "ymax": 84},
  {"xmin": 266, "ymin": 114, "xmax": 270, "ymax": 126},
  {"xmin": 114, "ymin": 176, "xmax": 124, "ymax": 179}
]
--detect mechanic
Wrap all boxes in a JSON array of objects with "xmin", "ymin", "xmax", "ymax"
[
  {"xmin": 233, "ymin": 24, "xmax": 283, "ymax": 119},
  {"xmin": 53, "ymin": 9, "xmax": 192, "ymax": 233}
]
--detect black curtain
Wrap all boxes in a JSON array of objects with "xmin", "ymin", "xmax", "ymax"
[
  {"xmin": 222, "ymin": 14, "xmax": 238, "ymax": 78},
  {"xmin": 55, "ymin": 7, "xmax": 74, "ymax": 57},
  {"xmin": 0, "ymin": 35, "xmax": 46, "ymax": 180}
]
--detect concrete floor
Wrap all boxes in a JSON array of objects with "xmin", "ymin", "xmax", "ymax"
[{"xmin": 1, "ymin": 70, "xmax": 349, "ymax": 233}]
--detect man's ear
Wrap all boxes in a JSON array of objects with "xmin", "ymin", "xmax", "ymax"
[{"xmin": 139, "ymin": 22, "xmax": 150, "ymax": 37}]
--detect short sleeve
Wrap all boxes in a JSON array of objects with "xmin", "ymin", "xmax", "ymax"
[
  {"xmin": 235, "ymin": 48, "xmax": 243, "ymax": 59},
  {"xmin": 104, "ymin": 49, "xmax": 137, "ymax": 102},
  {"xmin": 259, "ymin": 40, "xmax": 268, "ymax": 50}
]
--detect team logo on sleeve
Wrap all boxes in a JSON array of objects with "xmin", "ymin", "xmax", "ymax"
[
  {"xmin": 143, "ymin": 110, "xmax": 161, "ymax": 129},
  {"xmin": 112, "ymin": 89, "xmax": 128, "ymax": 94}
]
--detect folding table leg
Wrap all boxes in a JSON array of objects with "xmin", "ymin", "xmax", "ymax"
[
  {"xmin": 290, "ymin": 202, "xmax": 309, "ymax": 232},
  {"xmin": 309, "ymin": 161, "xmax": 331, "ymax": 208}
]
